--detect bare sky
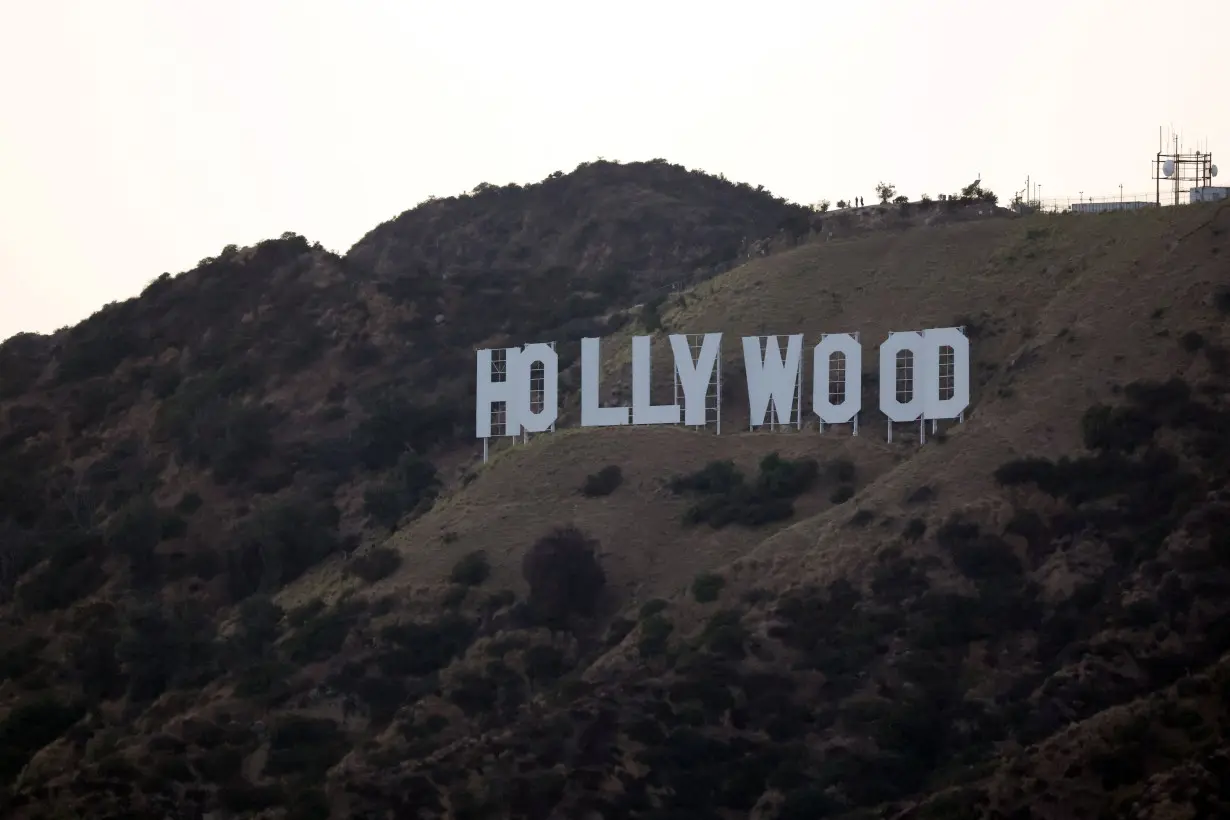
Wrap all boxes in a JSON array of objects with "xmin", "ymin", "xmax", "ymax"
[{"xmin": 1, "ymin": 0, "xmax": 1227, "ymax": 341}]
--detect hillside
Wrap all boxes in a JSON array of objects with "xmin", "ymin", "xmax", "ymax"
[
  {"xmin": 1, "ymin": 164, "xmax": 1228, "ymax": 819},
  {"xmin": 0, "ymin": 159, "xmax": 809, "ymax": 603},
  {"xmin": 330, "ymin": 203, "xmax": 1230, "ymax": 820}
]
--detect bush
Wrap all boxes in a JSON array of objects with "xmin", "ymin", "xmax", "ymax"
[
  {"xmin": 523, "ymin": 644, "xmax": 569, "ymax": 682},
  {"xmin": 639, "ymin": 599, "xmax": 669, "ymax": 618},
  {"xmin": 638, "ymin": 615, "xmax": 673, "ymax": 658},
  {"xmin": 347, "ymin": 547, "xmax": 402, "ymax": 583},
  {"xmin": 522, "ymin": 526, "xmax": 606, "ymax": 624},
  {"xmin": 265, "ymin": 716, "xmax": 348, "ymax": 778},
  {"xmin": 155, "ymin": 385, "xmax": 279, "ymax": 484},
  {"xmin": 1214, "ymin": 285, "xmax": 1230, "ymax": 314},
  {"xmin": 641, "ymin": 297, "xmax": 664, "ymax": 332},
  {"xmin": 581, "ymin": 465, "xmax": 623, "ymax": 497},
  {"xmin": 225, "ymin": 499, "xmax": 342, "ymax": 600},
  {"xmin": 353, "ymin": 388, "xmax": 456, "ymax": 470},
  {"xmin": 1180, "ymin": 330, "xmax": 1206, "ymax": 352},
  {"xmin": 1080, "ymin": 403, "xmax": 1156, "ymax": 453},
  {"xmin": 0, "ymin": 697, "xmax": 85, "ymax": 782},
  {"xmin": 828, "ymin": 458, "xmax": 856, "ymax": 482},
  {"xmin": 363, "ymin": 451, "xmax": 439, "ymax": 528},
  {"xmin": 692, "ymin": 572, "xmax": 726, "ymax": 603},
  {"xmin": 450, "ymin": 550, "xmax": 490, "ymax": 586},
  {"xmin": 378, "ymin": 613, "xmax": 477, "ymax": 676},
  {"xmin": 936, "ymin": 515, "xmax": 1022, "ymax": 579},
  {"xmin": 700, "ymin": 609, "xmax": 748, "ymax": 658},
  {"xmin": 671, "ymin": 454, "xmax": 820, "ymax": 529}
]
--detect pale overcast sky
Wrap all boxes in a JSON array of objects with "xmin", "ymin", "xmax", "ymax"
[{"xmin": 1, "ymin": 0, "xmax": 1227, "ymax": 341}]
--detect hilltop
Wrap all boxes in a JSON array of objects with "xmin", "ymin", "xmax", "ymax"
[{"xmin": 1, "ymin": 159, "xmax": 1228, "ymax": 819}]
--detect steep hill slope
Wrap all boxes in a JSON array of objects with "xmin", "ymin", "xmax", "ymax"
[
  {"xmin": 0, "ymin": 160, "xmax": 808, "ymax": 609},
  {"xmin": 2, "ymin": 185, "xmax": 1228, "ymax": 819}
]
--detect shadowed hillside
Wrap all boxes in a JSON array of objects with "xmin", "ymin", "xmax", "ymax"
[{"xmin": 1, "ymin": 164, "xmax": 1228, "ymax": 819}]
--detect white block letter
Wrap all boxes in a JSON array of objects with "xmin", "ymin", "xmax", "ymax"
[
  {"xmin": 670, "ymin": 333, "xmax": 722, "ymax": 426},
  {"xmin": 921, "ymin": 327, "xmax": 970, "ymax": 420},
  {"xmin": 879, "ymin": 332, "xmax": 925, "ymax": 422},
  {"xmin": 743, "ymin": 334, "xmax": 803, "ymax": 428},
  {"xmin": 812, "ymin": 334, "xmax": 862, "ymax": 424},
  {"xmin": 515, "ymin": 342, "xmax": 559, "ymax": 433},
  {"xmin": 476, "ymin": 347, "xmax": 521, "ymax": 438},
  {"xmin": 631, "ymin": 335, "xmax": 681, "ymax": 425},
  {"xmin": 581, "ymin": 337, "xmax": 630, "ymax": 427}
]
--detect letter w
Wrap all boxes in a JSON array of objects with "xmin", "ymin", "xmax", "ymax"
[{"xmin": 742, "ymin": 335, "xmax": 803, "ymax": 428}]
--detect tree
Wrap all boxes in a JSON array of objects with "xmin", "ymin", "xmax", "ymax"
[
  {"xmin": 875, "ymin": 182, "xmax": 897, "ymax": 204},
  {"xmin": 522, "ymin": 526, "xmax": 606, "ymax": 624},
  {"xmin": 814, "ymin": 199, "xmax": 831, "ymax": 213},
  {"xmin": 960, "ymin": 182, "xmax": 998, "ymax": 205}
]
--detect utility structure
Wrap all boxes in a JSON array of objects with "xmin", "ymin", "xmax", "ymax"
[{"xmin": 1153, "ymin": 127, "xmax": 1218, "ymax": 206}]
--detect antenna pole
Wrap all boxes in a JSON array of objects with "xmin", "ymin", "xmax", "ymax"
[{"xmin": 1156, "ymin": 128, "xmax": 1162, "ymax": 206}]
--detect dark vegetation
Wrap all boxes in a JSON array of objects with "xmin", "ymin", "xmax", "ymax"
[
  {"xmin": 521, "ymin": 526, "xmax": 607, "ymax": 625},
  {"xmin": 580, "ymin": 465, "xmax": 623, "ymax": 497},
  {"xmin": 669, "ymin": 453, "xmax": 845, "ymax": 527},
  {"xmin": 0, "ymin": 161, "xmax": 813, "ymax": 815},
  {"xmin": 331, "ymin": 360, "xmax": 1230, "ymax": 818}
]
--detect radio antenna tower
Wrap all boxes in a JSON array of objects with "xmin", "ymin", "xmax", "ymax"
[{"xmin": 1154, "ymin": 125, "xmax": 1217, "ymax": 206}]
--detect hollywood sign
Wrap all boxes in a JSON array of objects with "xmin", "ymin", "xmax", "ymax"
[{"xmin": 475, "ymin": 328, "xmax": 969, "ymax": 454}]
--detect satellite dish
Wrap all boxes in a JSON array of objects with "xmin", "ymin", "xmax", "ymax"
[
  {"xmin": 1211, "ymin": 164, "xmax": 1219, "ymax": 178},
  {"xmin": 1162, "ymin": 160, "xmax": 1175, "ymax": 177}
]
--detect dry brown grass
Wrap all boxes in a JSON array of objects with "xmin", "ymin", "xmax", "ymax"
[{"xmin": 283, "ymin": 424, "xmax": 897, "ymax": 612}]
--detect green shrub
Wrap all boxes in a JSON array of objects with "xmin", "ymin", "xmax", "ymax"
[
  {"xmin": 692, "ymin": 572, "xmax": 726, "ymax": 603},
  {"xmin": 265, "ymin": 716, "xmax": 348, "ymax": 778},
  {"xmin": 377, "ymin": 613, "xmax": 477, "ymax": 676},
  {"xmin": 522, "ymin": 526, "xmax": 606, "ymax": 624},
  {"xmin": 450, "ymin": 550, "xmax": 490, "ymax": 586},
  {"xmin": 700, "ymin": 609, "xmax": 748, "ymax": 659},
  {"xmin": 638, "ymin": 615, "xmax": 673, "ymax": 658},
  {"xmin": 282, "ymin": 601, "xmax": 362, "ymax": 664},
  {"xmin": 363, "ymin": 451, "xmax": 440, "ymax": 528},
  {"xmin": 641, "ymin": 296, "xmax": 664, "ymax": 332},
  {"xmin": 671, "ymin": 453, "xmax": 820, "ymax": 529},
  {"xmin": 347, "ymin": 546, "xmax": 402, "ymax": 583},
  {"xmin": 1214, "ymin": 285, "xmax": 1230, "ymax": 314},
  {"xmin": 1080, "ymin": 403, "xmax": 1156, "ymax": 453},
  {"xmin": 1180, "ymin": 330, "xmax": 1206, "ymax": 352},
  {"xmin": 639, "ymin": 599, "xmax": 669, "ymax": 618},
  {"xmin": 0, "ymin": 697, "xmax": 85, "ymax": 782},
  {"xmin": 581, "ymin": 465, "xmax": 623, "ymax": 497},
  {"xmin": 937, "ymin": 515, "xmax": 1023, "ymax": 579},
  {"xmin": 524, "ymin": 644, "xmax": 569, "ymax": 681},
  {"xmin": 828, "ymin": 458, "xmax": 856, "ymax": 483},
  {"xmin": 353, "ymin": 387, "xmax": 456, "ymax": 470},
  {"xmin": 225, "ymin": 499, "xmax": 342, "ymax": 600}
]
